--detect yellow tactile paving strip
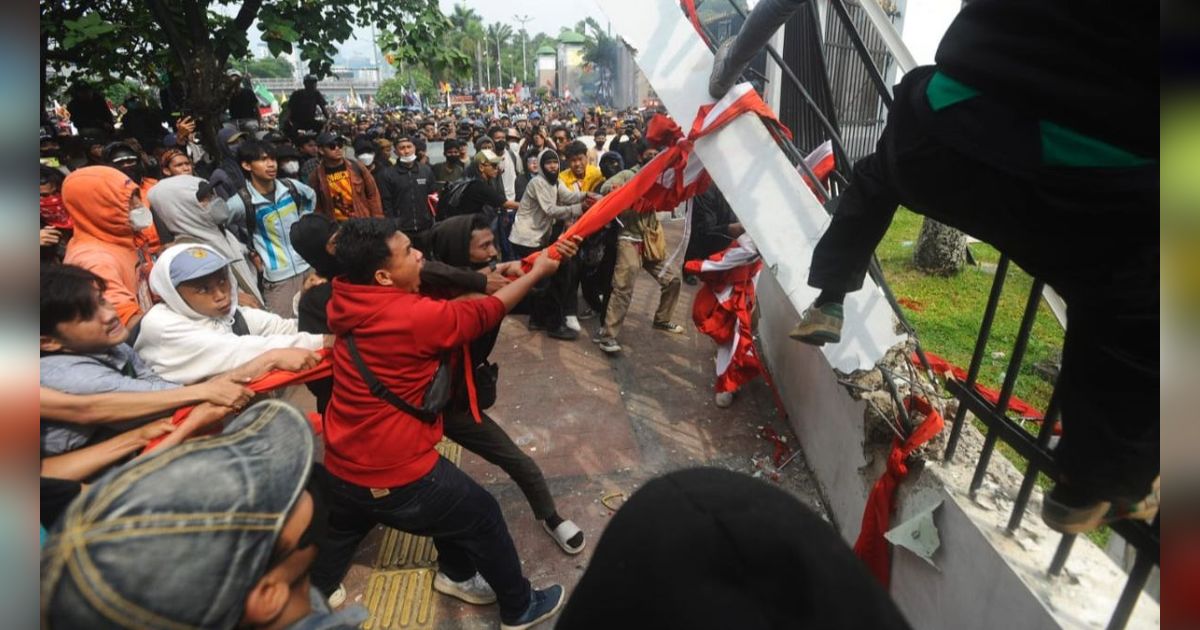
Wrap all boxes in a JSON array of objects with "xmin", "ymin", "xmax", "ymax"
[{"xmin": 362, "ymin": 439, "xmax": 462, "ymax": 629}]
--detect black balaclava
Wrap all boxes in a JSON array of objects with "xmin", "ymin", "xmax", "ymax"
[
  {"xmin": 599, "ymin": 151, "xmax": 625, "ymax": 179},
  {"xmin": 538, "ymin": 148, "xmax": 560, "ymax": 184}
]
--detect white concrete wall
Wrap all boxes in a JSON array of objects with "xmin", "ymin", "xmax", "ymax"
[{"xmin": 755, "ymin": 271, "xmax": 1160, "ymax": 629}]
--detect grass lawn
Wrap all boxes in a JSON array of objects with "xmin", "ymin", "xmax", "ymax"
[
  {"xmin": 876, "ymin": 209, "xmax": 1063, "ymax": 413},
  {"xmin": 875, "ymin": 210, "xmax": 1111, "ymax": 547}
]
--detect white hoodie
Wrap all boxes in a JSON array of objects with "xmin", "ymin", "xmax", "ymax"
[{"xmin": 134, "ymin": 243, "xmax": 324, "ymax": 384}]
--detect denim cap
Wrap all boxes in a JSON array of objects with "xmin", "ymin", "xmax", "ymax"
[
  {"xmin": 41, "ymin": 400, "xmax": 315, "ymax": 629},
  {"xmin": 170, "ymin": 246, "xmax": 231, "ymax": 286}
]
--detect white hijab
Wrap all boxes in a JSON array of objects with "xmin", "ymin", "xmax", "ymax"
[
  {"xmin": 149, "ymin": 242, "xmax": 239, "ymax": 323},
  {"xmin": 147, "ymin": 176, "xmax": 264, "ymax": 304}
]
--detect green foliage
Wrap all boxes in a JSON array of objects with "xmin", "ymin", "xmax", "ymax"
[
  {"xmin": 103, "ymin": 79, "xmax": 153, "ymax": 106},
  {"xmin": 375, "ymin": 77, "xmax": 407, "ymax": 108},
  {"xmin": 236, "ymin": 55, "xmax": 294, "ymax": 78},
  {"xmin": 375, "ymin": 70, "xmax": 435, "ymax": 107},
  {"xmin": 42, "ymin": 0, "xmax": 452, "ymax": 101}
]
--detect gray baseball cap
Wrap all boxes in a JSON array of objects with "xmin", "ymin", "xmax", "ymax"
[
  {"xmin": 41, "ymin": 400, "xmax": 315, "ymax": 628},
  {"xmin": 169, "ymin": 246, "xmax": 231, "ymax": 286}
]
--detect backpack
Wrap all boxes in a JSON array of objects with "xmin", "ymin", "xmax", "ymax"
[
  {"xmin": 236, "ymin": 178, "xmax": 302, "ymax": 247},
  {"xmin": 437, "ymin": 178, "xmax": 475, "ymax": 216}
]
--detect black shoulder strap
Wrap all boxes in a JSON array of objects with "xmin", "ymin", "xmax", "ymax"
[
  {"xmin": 344, "ymin": 334, "xmax": 437, "ymax": 422},
  {"xmin": 237, "ymin": 186, "xmax": 256, "ymax": 240},
  {"xmin": 231, "ymin": 309, "xmax": 251, "ymax": 336},
  {"xmin": 278, "ymin": 177, "xmax": 301, "ymax": 207}
]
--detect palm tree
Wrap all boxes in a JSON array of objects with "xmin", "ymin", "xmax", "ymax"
[
  {"xmin": 486, "ymin": 22, "xmax": 513, "ymax": 88},
  {"xmin": 574, "ymin": 18, "xmax": 619, "ymax": 104},
  {"xmin": 448, "ymin": 4, "xmax": 486, "ymax": 89},
  {"xmin": 449, "ymin": 4, "xmax": 480, "ymax": 31}
]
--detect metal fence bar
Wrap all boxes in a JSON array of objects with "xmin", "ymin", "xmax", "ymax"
[
  {"xmin": 944, "ymin": 255, "xmax": 1010, "ymax": 461},
  {"xmin": 968, "ymin": 279, "xmax": 1046, "ymax": 497},
  {"xmin": 1107, "ymin": 543, "xmax": 1156, "ymax": 630},
  {"xmin": 1048, "ymin": 533, "xmax": 1076, "ymax": 576},
  {"xmin": 828, "ymin": 0, "xmax": 893, "ymax": 109},
  {"xmin": 1006, "ymin": 391, "xmax": 1061, "ymax": 533}
]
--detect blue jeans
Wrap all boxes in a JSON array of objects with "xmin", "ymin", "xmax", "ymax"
[{"xmin": 311, "ymin": 457, "xmax": 532, "ymax": 617}]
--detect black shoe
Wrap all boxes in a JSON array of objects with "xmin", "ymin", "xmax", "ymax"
[
  {"xmin": 528, "ymin": 319, "xmax": 547, "ymax": 332},
  {"xmin": 547, "ymin": 326, "xmax": 579, "ymax": 341}
]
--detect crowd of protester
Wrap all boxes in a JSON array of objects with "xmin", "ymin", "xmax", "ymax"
[{"xmin": 38, "ymin": 74, "xmax": 742, "ymax": 629}]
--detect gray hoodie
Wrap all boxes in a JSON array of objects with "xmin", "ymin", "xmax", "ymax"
[{"xmin": 147, "ymin": 175, "xmax": 264, "ymax": 305}]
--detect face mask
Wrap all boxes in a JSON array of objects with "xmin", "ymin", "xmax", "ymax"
[
  {"xmin": 399, "ymin": 154, "xmax": 417, "ymax": 164},
  {"xmin": 204, "ymin": 197, "xmax": 231, "ymax": 224},
  {"xmin": 40, "ymin": 194, "xmax": 72, "ymax": 229},
  {"xmin": 129, "ymin": 205, "xmax": 154, "ymax": 231},
  {"xmin": 357, "ymin": 153, "xmax": 375, "ymax": 166},
  {"xmin": 281, "ymin": 161, "xmax": 300, "ymax": 175}
]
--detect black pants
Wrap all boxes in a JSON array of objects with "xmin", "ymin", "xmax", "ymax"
[
  {"xmin": 442, "ymin": 407, "xmax": 556, "ymax": 520},
  {"xmin": 311, "ymin": 457, "xmax": 532, "ymax": 619},
  {"xmin": 512, "ymin": 243, "xmax": 567, "ymax": 329},
  {"xmin": 810, "ymin": 68, "xmax": 1158, "ymax": 503},
  {"xmin": 580, "ymin": 231, "xmax": 620, "ymax": 316}
]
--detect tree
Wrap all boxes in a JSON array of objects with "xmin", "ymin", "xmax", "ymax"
[
  {"xmin": 566, "ymin": 18, "xmax": 621, "ymax": 105},
  {"xmin": 485, "ymin": 22, "xmax": 513, "ymax": 88},
  {"xmin": 912, "ymin": 218, "xmax": 968, "ymax": 276},
  {"xmin": 375, "ymin": 77, "xmax": 407, "ymax": 108},
  {"xmin": 237, "ymin": 55, "xmax": 294, "ymax": 79},
  {"xmin": 42, "ymin": 0, "xmax": 457, "ymax": 152}
]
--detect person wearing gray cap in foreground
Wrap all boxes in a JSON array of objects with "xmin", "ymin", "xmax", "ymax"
[{"xmin": 41, "ymin": 400, "xmax": 367, "ymax": 630}]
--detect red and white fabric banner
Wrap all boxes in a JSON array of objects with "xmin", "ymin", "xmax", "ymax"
[
  {"xmin": 521, "ymin": 83, "xmax": 789, "ymax": 268},
  {"xmin": 685, "ymin": 235, "xmax": 764, "ymax": 394},
  {"xmin": 853, "ymin": 396, "xmax": 944, "ymax": 588}
]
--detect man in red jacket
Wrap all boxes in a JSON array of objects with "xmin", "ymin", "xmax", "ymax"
[{"xmin": 313, "ymin": 217, "xmax": 578, "ymax": 630}]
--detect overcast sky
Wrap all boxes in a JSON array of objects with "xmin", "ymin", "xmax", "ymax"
[
  {"xmin": 327, "ymin": 1, "xmax": 603, "ymax": 61},
  {"xmin": 258, "ymin": 0, "xmax": 956, "ymax": 72}
]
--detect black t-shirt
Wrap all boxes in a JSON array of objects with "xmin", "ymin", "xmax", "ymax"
[
  {"xmin": 442, "ymin": 178, "xmax": 506, "ymax": 221},
  {"xmin": 229, "ymin": 87, "xmax": 259, "ymax": 120},
  {"xmin": 288, "ymin": 89, "xmax": 327, "ymax": 128}
]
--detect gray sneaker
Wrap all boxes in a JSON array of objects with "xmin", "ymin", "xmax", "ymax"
[
  {"xmin": 433, "ymin": 571, "xmax": 497, "ymax": 605},
  {"xmin": 789, "ymin": 302, "xmax": 844, "ymax": 345},
  {"xmin": 708, "ymin": 39, "xmax": 738, "ymax": 99}
]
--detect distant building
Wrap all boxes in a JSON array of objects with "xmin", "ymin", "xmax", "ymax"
[
  {"xmin": 556, "ymin": 30, "xmax": 587, "ymax": 99},
  {"xmin": 536, "ymin": 45, "xmax": 557, "ymax": 95}
]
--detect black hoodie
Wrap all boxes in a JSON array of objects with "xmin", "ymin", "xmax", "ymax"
[{"xmin": 424, "ymin": 215, "xmax": 501, "ymax": 365}]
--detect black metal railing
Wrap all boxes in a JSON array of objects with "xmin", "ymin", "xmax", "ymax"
[{"xmin": 942, "ymin": 257, "xmax": 1161, "ymax": 630}]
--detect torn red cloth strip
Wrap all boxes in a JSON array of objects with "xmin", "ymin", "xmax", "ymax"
[
  {"xmin": 853, "ymin": 396, "xmax": 945, "ymax": 588},
  {"xmin": 143, "ymin": 350, "xmax": 334, "ymax": 453},
  {"xmin": 912, "ymin": 351, "xmax": 1044, "ymax": 420},
  {"xmin": 758, "ymin": 426, "xmax": 793, "ymax": 468}
]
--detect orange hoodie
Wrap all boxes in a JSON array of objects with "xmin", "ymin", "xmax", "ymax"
[{"xmin": 62, "ymin": 166, "xmax": 153, "ymax": 327}]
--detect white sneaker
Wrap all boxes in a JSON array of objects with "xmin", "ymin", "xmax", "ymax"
[
  {"xmin": 327, "ymin": 583, "xmax": 347, "ymax": 608},
  {"xmin": 564, "ymin": 315, "xmax": 581, "ymax": 332},
  {"xmin": 714, "ymin": 391, "xmax": 734, "ymax": 408},
  {"xmin": 433, "ymin": 571, "xmax": 497, "ymax": 605}
]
